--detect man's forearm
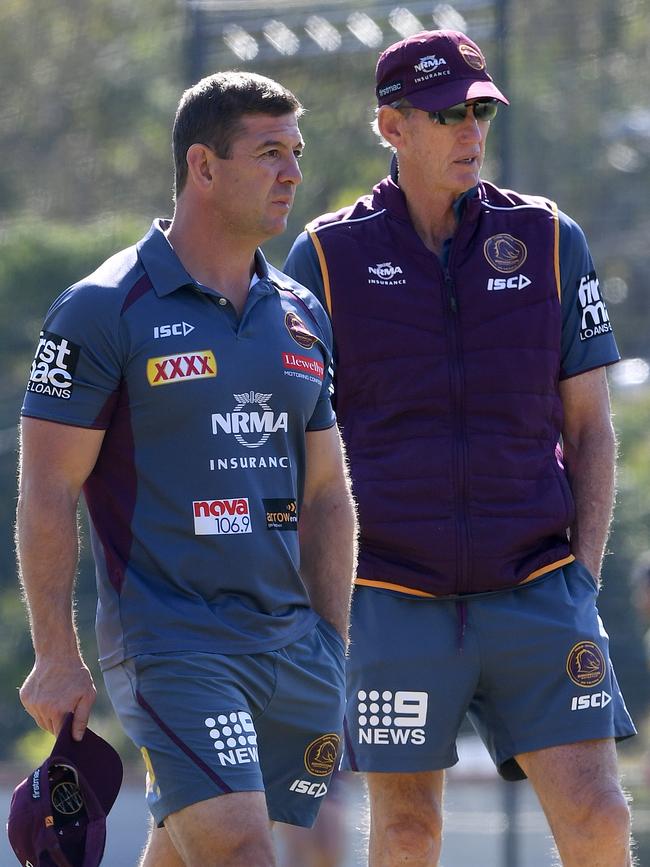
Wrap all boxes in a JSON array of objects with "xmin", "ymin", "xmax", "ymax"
[
  {"xmin": 564, "ymin": 422, "xmax": 616, "ymax": 581},
  {"xmin": 17, "ymin": 484, "xmax": 82, "ymax": 657},
  {"xmin": 299, "ymin": 481, "xmax": 358, "ymax": 641}
]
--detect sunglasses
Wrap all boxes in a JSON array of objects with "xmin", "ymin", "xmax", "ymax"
[{"xmin": 428, "ymin": 98, "xmax": 499, "ymax": 125}]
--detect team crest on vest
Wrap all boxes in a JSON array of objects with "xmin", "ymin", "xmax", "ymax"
[
  {"xmin": 483, "ymin": 234, "xmax": 528, "ymax": 273},
  {"xmin": 566, "ymin": 640, "xmax": 606, "ymax": 687},
  {"xmin": 285, "ymin": 311, "xmax": 317, "ymax": 349}
]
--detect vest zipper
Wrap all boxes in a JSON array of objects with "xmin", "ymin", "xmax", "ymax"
[{"xmin": 443, "ymin": 266, "xmax": 471, "ymax": 593}]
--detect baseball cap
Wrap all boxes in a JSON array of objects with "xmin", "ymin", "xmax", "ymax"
[
  {"xmin": 7, "ymin": 714, "xmax": 123, "ymax": 867},
  {"xmin": 376, "ymin": 29, "xmax": 509, "ymax": 112}
]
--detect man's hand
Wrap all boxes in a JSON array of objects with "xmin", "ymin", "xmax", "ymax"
[{"xmin": 19, "ymin": 655, "xmax": 97, "ymax": 741}]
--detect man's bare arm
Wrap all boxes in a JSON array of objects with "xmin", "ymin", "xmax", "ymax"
[
  {"xmin": 298, "ymin": 425, "xmax": 358, "ymax": 644},
  {"xmin": 17, "ymin": 417, "xmax": 105, "ymax": 739},
  {"xmin": 559, "ymin": 367, "xmax": 616, "ymax": 583}
]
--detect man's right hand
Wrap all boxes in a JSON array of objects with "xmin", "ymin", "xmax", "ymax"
[{"xmin": 19, "ymin": 656, "xmax": 97, "ymax": 741}]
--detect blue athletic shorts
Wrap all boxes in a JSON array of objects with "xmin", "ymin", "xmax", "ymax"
[
  {"xmin": 104, "ymin": 618, "xmax": 346, "ymax": 827},
  {"xmin": 342, "ymin": 561, "xmax": 635, "ymax": 780}
]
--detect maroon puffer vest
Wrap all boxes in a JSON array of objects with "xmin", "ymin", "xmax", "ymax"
[{"xmin": 308, "ymin": 178, "xmax": 573, "ymax": 596}]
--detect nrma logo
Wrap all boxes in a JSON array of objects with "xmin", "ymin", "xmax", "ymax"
[
  {"xmin": 211, "ymin": 392, "xmax": 288, "ymax": 449},
  {"xmin": 414, "ymin": 55, "xmax": 447, "ymax": 73},
  {"xmin": 368, "ymin": 262, "xmax": 405, "ymax": 283}
]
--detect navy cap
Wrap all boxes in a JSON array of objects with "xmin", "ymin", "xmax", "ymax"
[{"xmin": 7, "ymin": 714, "xmax": 123, "ymax": 867}]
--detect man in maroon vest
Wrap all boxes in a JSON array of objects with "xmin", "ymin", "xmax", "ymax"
[{"xmin": 285, "ymin": 28, "xmax": 635, "ymax": 867}]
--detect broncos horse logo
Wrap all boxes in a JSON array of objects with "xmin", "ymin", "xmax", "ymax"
[
  {"xmin": 484, "ymin": 234, "xmax": 528, "ymax": 273},
  {"xmin": 566, "ymin": 641, "xmax": 606, "ymax": 687},
  {"xmin": 304, "ymin": 733, "xmax": 341, "ymax": 777}
]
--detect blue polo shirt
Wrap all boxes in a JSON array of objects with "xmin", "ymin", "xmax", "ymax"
[{"xmin": 22, "ymin": 220, "xmax": 336, "ymax": 668}]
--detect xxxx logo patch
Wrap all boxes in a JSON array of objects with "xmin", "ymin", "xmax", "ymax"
[{"xmin": 147, "ymin": 350, "xmax": 216, "ymax": 386}]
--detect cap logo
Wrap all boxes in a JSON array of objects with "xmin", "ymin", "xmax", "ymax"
[
  {"xmin": 414, "ymin": 55, "xmax": 447, "ymax": 73},
  {"xmin": 51, "ymin": 780, "xmax": 84, "ymax": 816},
  {"xmin": 484, "ymin": 234, "xmax": 527, "ymax": 273},
  {"xmin": 459, "ymin": 43, "xmax": 485, "ymax": 70},
  {"xmin": 378, "ymin": 80, "xmax": 402, "ymax": 98}
]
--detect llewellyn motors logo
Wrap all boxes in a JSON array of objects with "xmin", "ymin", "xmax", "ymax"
[
  {"xmin": 368, "ymin": 262, "xmax": 406, "ymax": 285},
  {"xmin": 484, "ymin": 234, "xmax": 528, "ymax": 273}
]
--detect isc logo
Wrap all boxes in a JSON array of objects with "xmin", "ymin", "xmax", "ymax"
[
  {"xmin": 487, "ymin": 274, "xmax": 531, "ymax": 291},
  {"xmin": 153, "ymin": 321, "xmax": 195, "ymax": 339},
  {"xmin": 570, "ymin": 691, "xmax": 611, "ymax": 711},
  {"xmin": 289, "ymin": 780, "xmax": 328, "ymax": 798}
]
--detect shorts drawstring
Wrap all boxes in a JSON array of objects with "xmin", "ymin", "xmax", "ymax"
[{"xmin": 455, "ymin": 600, "xmax": 467, "ymax": 653}]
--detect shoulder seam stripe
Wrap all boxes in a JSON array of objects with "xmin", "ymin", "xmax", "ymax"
[
  {"xmin": 307, "ymin": 229, "xmax": 333, "ymax": 315},
  {"xmin": 309, "ymin": 209, "xmax": 387, "ymax": 233},
  {"xmin": 481, "ymin": 202, "xmax": 553, "ymax": 212},
  {"xmin": 551, "ymin": 200, "xmax": 561, "ymax": 302}
]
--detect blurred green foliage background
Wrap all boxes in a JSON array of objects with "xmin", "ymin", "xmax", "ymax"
[{"xmin": 1, "ymin": 3, "xmax": 649, "ymax": 855}]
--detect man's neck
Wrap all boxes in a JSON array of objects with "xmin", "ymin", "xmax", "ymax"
[
  {"xmin": 166, "ymin": 209, "xmax": 258, "ymax": 314},
  {"xmin": 398, "ymin": 172, "xmax": 470, "ymax": 257}
]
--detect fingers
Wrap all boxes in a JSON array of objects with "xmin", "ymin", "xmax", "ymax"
[
  {"xmin": 19, "ymin": 659, "xmax": 97, "ymax": 741},
  {"xmin": 72, "ymin": 687, "xmax": 97, "ymax": 741}
]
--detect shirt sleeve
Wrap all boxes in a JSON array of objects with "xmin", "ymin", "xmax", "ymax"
[
  {"xmin": 283, "ymin": 232, "xmax": 328, "ymax": 311},
  {"xmin": 559, "ymin": 211, "xmax": 620, "ymax": 379},
  {"xmin": 299, "ymin": 290, "xmax": 336, "ymax": 432},
  {"xmin": 21, "ymin": 282, "xmax": 124, "ymax": 428}
]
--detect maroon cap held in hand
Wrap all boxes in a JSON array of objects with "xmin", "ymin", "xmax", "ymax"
[{"xmin": 7, "ymin": 714, "xmax": 123, "ymax": 867}]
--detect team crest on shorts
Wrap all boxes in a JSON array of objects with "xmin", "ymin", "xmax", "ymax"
[
  {"xmin": 566, "ymin": 640, "xmax": 606, "ymax": 687},
  {"xmin": 304, "ymin": 733, "xmax": 340, "ymax": 776}
]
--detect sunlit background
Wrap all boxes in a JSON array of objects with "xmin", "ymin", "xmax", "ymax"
[{"xmin": 1, "ymin": 2, "xmax": 649, "ymax": 864}]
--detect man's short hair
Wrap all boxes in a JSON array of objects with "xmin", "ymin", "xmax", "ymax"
[{"xmin": 172, "ymin": 71, "xmax": 303, "ymax": 197}]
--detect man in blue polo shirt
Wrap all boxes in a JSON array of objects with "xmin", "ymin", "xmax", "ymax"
[
  {"xmin": 284, "ymin": 29, "xmax": 635, "ymax": 867},
  {"xmin": 17, "ymin": 71, "xmax": 357, "ymax": 867}
]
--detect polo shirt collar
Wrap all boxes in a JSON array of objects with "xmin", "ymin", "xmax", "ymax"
[{"xmin": 136, "ymin": 219, "xmax": 275, "ymax": 297}]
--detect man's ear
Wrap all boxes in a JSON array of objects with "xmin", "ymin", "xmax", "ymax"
[
  {"xmin": 377, "ymin": 105, "xmax": 407, "ymax": 150},
  {"xmin": 185, "ymin": 143, "xmax": 215, "ymax": 189}
]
